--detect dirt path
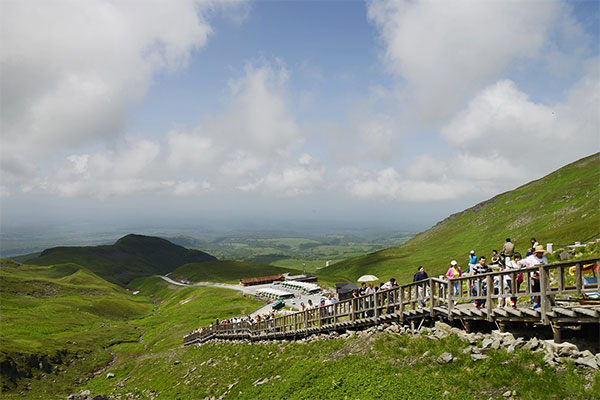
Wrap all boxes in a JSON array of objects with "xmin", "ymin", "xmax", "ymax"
[{"xmin": 156, "ymin": 275, "xmax": 256, "ymax": 294}]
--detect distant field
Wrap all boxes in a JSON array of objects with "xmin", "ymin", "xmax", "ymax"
[
  {"xmin": 168, "ymin": 233, "xmax": 414, "ymax": 274},
  {"xmin": 169, "ymin": 260, "xmax": 301, "ymax": 284}
]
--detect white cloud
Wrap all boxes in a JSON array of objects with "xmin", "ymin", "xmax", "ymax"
[
  {"xmin": 167, "ymin": 130, "xmax": 215, "ymax": 170},
  {"xmin": 442, "ymin": 70, "xmax": 599, "ymax": 173},
  {"xmin": 0, "ymin": 0, "xmax": 248, "ymax": 175},
  {"xmin": 367, "ymin": 0, "xmax": 560, "ymax": 122}
]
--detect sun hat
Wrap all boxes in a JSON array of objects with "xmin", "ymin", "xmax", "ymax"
[
  {"xmin": 451, "ymin": 260, "xmax": 457, "ymax": 266},
  {"xmin": 534, "ymin": 245, "xmax": 546, "ymax": 254}
]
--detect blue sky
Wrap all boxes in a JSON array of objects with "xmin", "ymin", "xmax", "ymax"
[{"xmin": 1, "ymin": 0, "xmax": 599, "ymax": 234}]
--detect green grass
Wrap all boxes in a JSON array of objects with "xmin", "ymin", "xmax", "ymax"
[
  {"xmin": 79, "ymin": 332, "xmax": 599, "ymax": 400},
  {"xmin": 322, "ymin": 153, "xmax": 600, "ymax": 285},
  {"xmin": 0, "ymin": 265, "xmax": 263, "ymax": 399},
  {"xmin": 169, "ymin": 260, "xmax": 301, "ymax": 284}
]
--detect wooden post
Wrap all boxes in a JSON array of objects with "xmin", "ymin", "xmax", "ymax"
[
  {"xmin": 553, "ymin": 323, "xmax": 563, "ymax": 344},
  {"xmin": 399, "ymin": 287, "xmax": 405, "ymax": 322},
  {"xmin": 333, "ymin": 302, "xmax": 338, "ymax": 326},
  {"xmin": 486, "ymin": 275, "xmax": 493, "ymax": 322},
  {"xmin": 430, "ymin": 279, "xmax": 436, "ymax": 318},
  {"xmin": 540, "ymin": 266, "xmax": 550, "ymax": 325},
  {"xmin": 374, "ymin": 292, "xmax": 380, "ymax": 321},
  {"xmin": 575, "ymin": 262, "xmax": 582, "ymax": 295},
  {"xmin": 448, "ymin": 279, "xmax": 454, "ymax": 321},
  {"xmin": 558, "ymin": 266, "xmax": 565, "ymax": 292}
]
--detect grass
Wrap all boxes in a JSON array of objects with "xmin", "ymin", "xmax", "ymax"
[
  {"xmin": 321, "ymin": 153, "xmax": 600, "ymax": 285},
  {"xmin": 0, "ymin": 266, "xmax": 263, "ymax": 399},
  {"xmin": 79, "ymin": 332, "xmax": 599, "ymax": 400}
]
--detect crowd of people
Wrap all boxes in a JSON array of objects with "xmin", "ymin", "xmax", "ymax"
[
  {"xmin": 188, "ymin": 237, "xmax": 554, "ymax": 338},
  {"xmin": 440, "ymin": 238, "xmax": 549, "ymax": 310}
]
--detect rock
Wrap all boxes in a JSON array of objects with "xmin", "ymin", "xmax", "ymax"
[
  {"xmin": 79, "ymin": 390, "xmax": 91, "ymax": 396},
  {"xmin": 481, "ymin": 338, "xmax": 494, "ymax": 350},
  {"xmin": 106, "ymin": 372, "xmax": 115, "ymax": 379},
  {"xmin": 541, "ymin": 340, "xmax": 577, "ymax": 356},
  {"xmin": 559, "ymin": 251, "xmax": 569, "ymax": 260},
  {"xmin": 491, "ymin": 330, "xmax": 514, "ymax": 344},
  {"xmin": 491, "ymin": 339, "xmax": 501, "ymax": 350},
  {"xmin": 523, "ymin": 338, "xmax": 539, "ymax": 351},
  {"xmin": 174, "ymin": 360, "xmax": 181, "ymax": 365},
  {"xmin": 543, "ymin": 353, "xmax": 557, "ymax": 367},
  {"xmin": 471, "ymin": 354, "xmax": 488, "ymax": 361},
  {"xmin": 435, "ymin": 321, "xmax": 452, "ymax": 334},
  {"xmin": 506, "ymin": 344, "xmax": 515, "ymax": 353},
  {"xmin": 503, "ymin": 390, "xmax": 512, "ymax": 397},
  {"xmin": 437, "ymin": 352, "xmax": 454, "ymax": 364},
  {"xmin": 92, "ymin": 396, "xmax": 109, "ymax": 400},
  {"xmin": 462, "ymin": 347, "xmax": 472, "ymax": 355},
  {"xmin": 575, "ymin": 357, "xmax": 599, "ymax": 370},
  {"xmin": 579, "ymin": 350, "xmax": 594, "ymax": 359},
  {"xmin": 442, "ymin": 390, "xmax": 450, "ymax": 397},
  {"xmin": 422, "ymin": 351, "xmax": 430, "ymax": 358}
]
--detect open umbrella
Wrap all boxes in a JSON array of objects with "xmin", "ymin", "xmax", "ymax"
[{"xmin": 357, "ymin": 274, "xmax": 379, "ymax": 282}]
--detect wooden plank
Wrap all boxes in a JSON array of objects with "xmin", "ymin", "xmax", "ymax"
[
  {"xmin": 573, "ymin": 307, "xmax": 599, "ymax": 318},
  {"xmin": 553, "ymin": 307, "xmax": 577, "ymax": 318},
  {"xmin": 521, "ymin": 308, "xmax": 539, "ymax": 317},
  {"xmin": 494, "ymin": 308, "xmax": 508, "ymax": 317}
]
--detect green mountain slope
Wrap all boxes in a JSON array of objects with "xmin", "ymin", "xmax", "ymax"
[
  {"xmin": 0, "ymin": 259, "xmax": 263, "ymax": 398},
  {"xmin": 28, "ymin": 234, "xmax": 217, "ymax": 285},
  {"xmin": 323, "ymin": 153, "xmax": 600, "ymax": 284},
  {"xmin": 170, "ymin": 260, "xmax": 302, "ymax": 284}
]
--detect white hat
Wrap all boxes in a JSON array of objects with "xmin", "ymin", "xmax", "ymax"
[
  {"xmin": 470, "ymin": 250, "xmax": 475, "ymax": 254},
  {"xmin": 451, "ymin": 260, "xmax": 457, "ymax": 266}
]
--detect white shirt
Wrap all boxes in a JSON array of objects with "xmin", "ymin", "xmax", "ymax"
[{"xmin": 523, "ymin": 254, "xmax": 548, "ymax": 267}]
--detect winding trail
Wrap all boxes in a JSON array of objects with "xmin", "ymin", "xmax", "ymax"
[{"xmin": 156, "ymin": 275, "xmax": 256, "ymax": 294}]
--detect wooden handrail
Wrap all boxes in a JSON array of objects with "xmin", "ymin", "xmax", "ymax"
[{"xmin": 184, "ymin": 258, "xmax": 600, "ymax": 345}]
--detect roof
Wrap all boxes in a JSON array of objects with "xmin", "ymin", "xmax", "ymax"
[{"xmin": 239, "ymin": 274, "xmax": 284, "ymax": 284}]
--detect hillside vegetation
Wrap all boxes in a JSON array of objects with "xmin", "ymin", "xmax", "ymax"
[
  {"xmin": 0, "ymin": 261, "xmax": 262, "ymax": 398},
  {"xmin": 323, "ymin": 153, "xmax": 600, "ymax": 284},
  {"xmin": 27, "ymin": 234, "xmax": 217, "ymax": 285}
]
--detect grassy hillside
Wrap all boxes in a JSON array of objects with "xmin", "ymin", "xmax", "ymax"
[
  {"xmin": 27, "ymin": 234, "xmax": 217, "ymax": 285},
  {"xmin": 170, "ymin": 260, "xmax": 302, "ymax": 284},
  {"xmin": 323, "ymin": 153, "xmax": 600, "ymax": 284},
  {"xmin": 0, "ymin": 260, "xmax": 263, "ymax": 398}
]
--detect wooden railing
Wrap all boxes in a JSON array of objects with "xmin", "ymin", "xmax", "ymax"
[{"xmin": 184, "ymin": 258, "xmax": 599, "ymax": 345}]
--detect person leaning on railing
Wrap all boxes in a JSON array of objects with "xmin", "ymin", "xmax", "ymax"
[{"xmin": 505, "ymin": 252, "xmax": 524, "ymax": 308}]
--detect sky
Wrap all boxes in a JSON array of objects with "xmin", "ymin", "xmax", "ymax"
[{"xmin": 1, "ymin": 0, "xmax": 599, "ymax": 235}]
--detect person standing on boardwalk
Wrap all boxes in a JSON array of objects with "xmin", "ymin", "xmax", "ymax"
[
  {"xmin": 502, "ymin": 238, "xmax": 515, "ymax": 262},
  {"xmin": 413, "ymin": 266, "xmax": 429, "ymax": 308},
  {"xmin": 468, "ymin": 250, "xmax": 478, "ymax": 274},
  {"xmin": 446, "ymin": 260, "xmax": 462, "ymax": 301}
]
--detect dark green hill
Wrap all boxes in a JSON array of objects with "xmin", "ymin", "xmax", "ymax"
[
  {"xmin": 28, "ymin": 234, "xmax": 217, "ymax": 285},
  {"xmin": 323, "ymin": 153, "xmax": 600, "ymax": 284}
]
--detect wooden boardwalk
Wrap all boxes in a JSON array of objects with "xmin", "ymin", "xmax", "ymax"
[{"xmin": 184, "ymin": 258, "xmax": 600, "ymax": 345}]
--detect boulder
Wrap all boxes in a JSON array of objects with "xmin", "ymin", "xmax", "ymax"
[
  {"xmin": 523, "ymin": 338, "xmax": 539, "ymax": 351},
  {"xmin": 575, "ymin": 357, "xmax": 599, "ymax": 370},
  {"xmin": 435, "ymin": 321, "xmax": 452, "ymax": 334},
  {"xmin": 436, "ymin": 352, "xmax": 454, "ymax": 364},
  {"xmin": 541, "ymin": 340, "xmax": 577, "ymax": 356}
]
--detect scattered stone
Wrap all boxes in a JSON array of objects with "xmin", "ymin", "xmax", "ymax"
[
  {"xmin": 471, "ymin": 354, "xmax": 488, "ymax": 361},
  {"xmin": 575, "ymin": 357, "xmax": 599, "ymax": 370},
  {"xmin": 174, "ymin": 360, "xmax": 181, "ymax": 365},
  {"xmin": 422, "ymin": 351, "xmax": 430, "ymax": 358},
  {"xmin": 503, "ymin": 390, "xmax": 512, "ymax": 397},
  {"xmin": 437, "ymin": 352, "xmax": 454, "ymax": 364},
  {"xmin": 435, "ymin": 321, "xmax": 452, "ymax": 334},
  {"xmin": 442, "ymin": 390, "xmax": 450, "ymax": 397},
  {"xmin": 481, "ymin": 338, "xmax": 494, "ymax": 350},
  {"xmin": 523, "ymin": 338, "xmax": 539, "ymax": 351},
  {"xmin": 559, "ymin": 251, "xmax": 569, "ymax": 260},
  {"xmin": 106, "ymin": 372, "xmax": 115, "ymax": 379}
]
